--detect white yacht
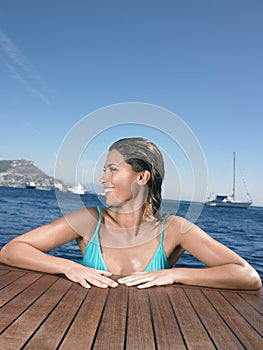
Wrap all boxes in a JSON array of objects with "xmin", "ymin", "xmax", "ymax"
[
  {"xmin": 25, "ymin": 181, "xmax": 36, "ymax": 189},
  {"xmin": 67, "ymin": 184, "xmax": 85, "ymax": 195}
]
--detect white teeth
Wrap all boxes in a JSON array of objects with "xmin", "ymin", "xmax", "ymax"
[{"xmin": 104, "ymin": 188, "xmax": 114, "ymax": 193}]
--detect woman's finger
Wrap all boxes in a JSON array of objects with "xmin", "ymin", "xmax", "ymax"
[
  {"xmin": 79, "ymin": 280, "xmax": 91, "ymax": 289},
  {"xmin": 97, "ymin": 270, "xmax": 113, "ymax": 276},
  {"xmin": 120, "ymin": 275, "xmax": 154, "ymax": 286},
  {"xmin": 118, "ymin": 272, "xmax": 149, "ymax": 284},
  {"xmin": 89, "ymin": 274, "xmax": 118, "ymax": 288},
  {"xmin": 85, "ymin": 279, "xmax": 112, "ymax": 288},
  {"xmin": 137, "ymin": 281, "xmax": 156, "ymax": 289}
]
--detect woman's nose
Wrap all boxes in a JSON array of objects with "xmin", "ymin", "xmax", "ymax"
[{"xmin": 100, "ymin": 172, "xmax": 107, "ymax": 184}]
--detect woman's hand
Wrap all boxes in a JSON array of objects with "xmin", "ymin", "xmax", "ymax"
[
  {"xmin": 63, "ymin": 261, "xmax": 118, "ymax": 289},
  {"xmin": 118, "ymin": 270, "xmax": 176, "ymax": 289}
]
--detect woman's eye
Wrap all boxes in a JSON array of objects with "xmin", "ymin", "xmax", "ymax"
[{"xmin": 103, "ymin": 166, "xmax": 117, "ymax": 173}]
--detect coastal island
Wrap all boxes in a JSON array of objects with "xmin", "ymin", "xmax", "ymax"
[{"xmin": 0, "ymin": 159, "xmax": 66, "ymax": 191}]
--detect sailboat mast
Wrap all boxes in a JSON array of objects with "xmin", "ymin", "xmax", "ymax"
[{"xmin": 232, "ymin": 152, "xmax": 236, "ymax": 200}]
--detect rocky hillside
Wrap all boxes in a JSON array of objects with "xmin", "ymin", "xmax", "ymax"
[{"xmin": 0, "ymin": 160, "xmax": 66, "ymax": 191}]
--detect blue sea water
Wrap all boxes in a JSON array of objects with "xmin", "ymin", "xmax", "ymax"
[{"xmin": 0, "ymin": 186, "xmax": 262, "ymax": 280}]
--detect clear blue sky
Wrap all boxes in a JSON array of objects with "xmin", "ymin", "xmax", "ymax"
[{"xmin": 0, "ymin": 1, "xmax": 262, "ymax": 205}]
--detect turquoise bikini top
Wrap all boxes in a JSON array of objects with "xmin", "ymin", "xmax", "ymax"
[{"xmin": 82, "ymin": 207, "xmax": 169, "ymax": 272}]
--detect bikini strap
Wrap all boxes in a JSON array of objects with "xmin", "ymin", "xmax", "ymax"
[
  {"xmin": 97, "ymin": 206, "xmax": 102, "ymax": 222},
  {"xmin": 160, "ymin": 215, "xmax": 168, "ymax": 243},
  {"xmin": 90, "ymin": 206, "xmax": 103, "ymax": 243}
]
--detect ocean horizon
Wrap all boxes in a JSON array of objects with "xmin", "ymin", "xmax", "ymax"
[{"xmin": 0, "ymin": 186, "xmax": 262, "ymax": 281}]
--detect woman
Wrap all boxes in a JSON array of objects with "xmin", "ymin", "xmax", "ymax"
[{"xmin": 0, "ymin": 138, "xmax": 261, "ymax": 290}]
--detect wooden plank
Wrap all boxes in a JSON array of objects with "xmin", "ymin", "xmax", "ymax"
[
  {"xmin": 92, "ymin": 284, "xmax": 128, "ymax": 350},
  {"xmin": 0, "ymin": 270, "xmax": 8, "ymax": 277},
  {"xmin": 59, "ymin": 287, "xmax": 109, "ymax": 350},
  {"xmin": 125, "ymin": 287, "xmax": 155, "ymax": 349},
  {"xmin": 222, "ymin": 291, "xmax": 263, "ymax": 335},
  {"xmin": 184, "ymin": 289, "xmax": 244, "ymax": 350},
  {"xmin": 204, "ymin": 290, "xmax": 263, "ymax": 350},
  {"xmin": 0, "ymin": 273, "xmax": 41, "ymax": 307},
  {"xmin": 0, "ymin": 265, "xmax": 262, "ymax": 350},
  {"xmin": 23, "ymin": 283, "xmax": 87, "ymax": 349},
  {"xmin": 168, "ymin": 287, "xmax": 223, "ymax": 350},
  {"xmin": 0, "ymin": 264, "xmax": 44, "ymax": 274},
  {"xmin": 0, "ymin": 271, "xmax": 25, "ymax": 289},
  {"xmin": 0, "ymin": 264, "xmax": 24, "ymax": 272},
  {"xmin": 238, "ymin": 292, "xmax": 263, "ymax": 315},
  {"xmin": 0, "ymin": 278, "xmax": 72, "ymax": 349},
  {"xmin": 149, "ymin": 286, "xmax": 186, "ymax": 349},
  {"xmin": 0, "ymin": 274, "xmax": 58, "ymax": 333},
  {"xmin": 0, "ymin": 265, "xmax": 8, "ymax": 272}
]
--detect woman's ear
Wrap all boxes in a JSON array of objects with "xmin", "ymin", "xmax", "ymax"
[{"xmin": 137, "ymin": 170, "xmax": 151, "ymax": 185}]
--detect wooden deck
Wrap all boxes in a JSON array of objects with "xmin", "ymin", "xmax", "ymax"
[{"xmin": 0, "ymin": 263, "xmax": 262, "ymax": 349}]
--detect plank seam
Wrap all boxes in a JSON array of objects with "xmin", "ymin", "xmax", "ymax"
[
  {"xmin": 0, "ymin": 274, "xmax": 43, "ymax": 309},
  {"xmin": 202, "ymin": 290, "xmax": 247, "ymax": 349},
  {"xmin": 0, "ymin": 271, "xmax": 26, "ymax": 291},
  {"xmin": 0, "ymin": 275, "xmax": 59, "ymax": 336},
  {"xmin": 238, "ymin": 292, "xmax": 263, "ymax": 316},
  {"xmin": 221, "ymin": 292, "xmax": 263, "ymax": 337},
  {"xmin": 89, "ymin": 288, "xmax": 110, "ymax": 349},
  {"xmin": 183, "ymin": 289, "xmax": 219, "ymax": 350},
  {"xmin": 123, "ymin": 286, "xmax": 130, "ymax": 350},
  {"xmin": 20, "ymin": 280, "xmax": 74, "ymax": 349},
  {"xmin": 55, "ymin": 285, "xmax": 90, "ymax": 349},
  {"xmin": 147, "ymin": 289, "xmax": 158, "ymax": 349},
  {"xmin": 166, "ymin": 287, "xmax": 188, "ymax": 350}
]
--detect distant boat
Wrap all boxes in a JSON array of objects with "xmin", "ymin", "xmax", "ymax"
[
  {"xmin": 25, "ymin": 181, "xmax": 36, "ymax": 189},
  {"xmin": 205, "ymin": 152, "xmax": 252, "ymax": 208},
  {"xmin": 67, "ymin": 184, "xmax": 85, "ymax": 195}
]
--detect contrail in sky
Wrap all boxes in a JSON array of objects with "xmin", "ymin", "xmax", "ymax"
[{"xmin": 0, "ymin": 28, "xmax": 50, "ymax": 105}]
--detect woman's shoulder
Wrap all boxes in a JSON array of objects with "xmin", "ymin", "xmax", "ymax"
[
  {"xmin": 164, "ymin": 214, "xmax": 197, "ymax": 238},
  {"xmin": 164, "ymin": 214, "xmax": 185, "ymax": 227},
  {"xmin": 164, "ymin": 214, "xmax": 206, "ymax": 243},
  {"xmin": 63, "ymin": 206, "xmax": 102, "ymax": 237},
  {"xmin": 165, "ymin": 214, "xmax": 195, "ymax": 226},
  {"xmin": 65, "ymin": 205, "xmax": 100, "ymax": 219}
]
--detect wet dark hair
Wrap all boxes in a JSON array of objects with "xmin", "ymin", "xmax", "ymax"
[{"xmin": 109, "ymin": 137, "xmax": 164, "ymax": 218}]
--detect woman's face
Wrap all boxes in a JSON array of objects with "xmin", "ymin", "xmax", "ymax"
[{"xmin": 100, "ymin": 149, "xmax": 142, "ymax": 208}]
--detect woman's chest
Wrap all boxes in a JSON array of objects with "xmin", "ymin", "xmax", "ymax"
[{"xmin": 101, "ymin": 240, "xmax": 159, "ymax": 275}]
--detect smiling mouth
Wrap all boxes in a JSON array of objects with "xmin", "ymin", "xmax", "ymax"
[{"xmin": 104, "ymin": 188, "xmax": 114, "ymax": 194}]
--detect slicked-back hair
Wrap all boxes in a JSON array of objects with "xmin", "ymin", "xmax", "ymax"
[{"xmin": 109, "ymin": 138, "xmax": 164, "ymax": 218}]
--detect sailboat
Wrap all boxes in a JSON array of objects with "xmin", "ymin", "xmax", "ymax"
[{"xmin": 205, "ymin": 152, "xmax": 252, "ymax": 208}]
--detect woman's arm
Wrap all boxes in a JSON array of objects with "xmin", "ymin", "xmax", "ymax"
[
  {"xmin": 173, "ymin": 216, "xmax": 261, "ymax": 289},
  {"xmin": 0, "ymin": 208, "xmax": 118, "ymax": 289},
  {"xmin": 118, "ymin": 216, "xmax": 262, "ymax": 290}
]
